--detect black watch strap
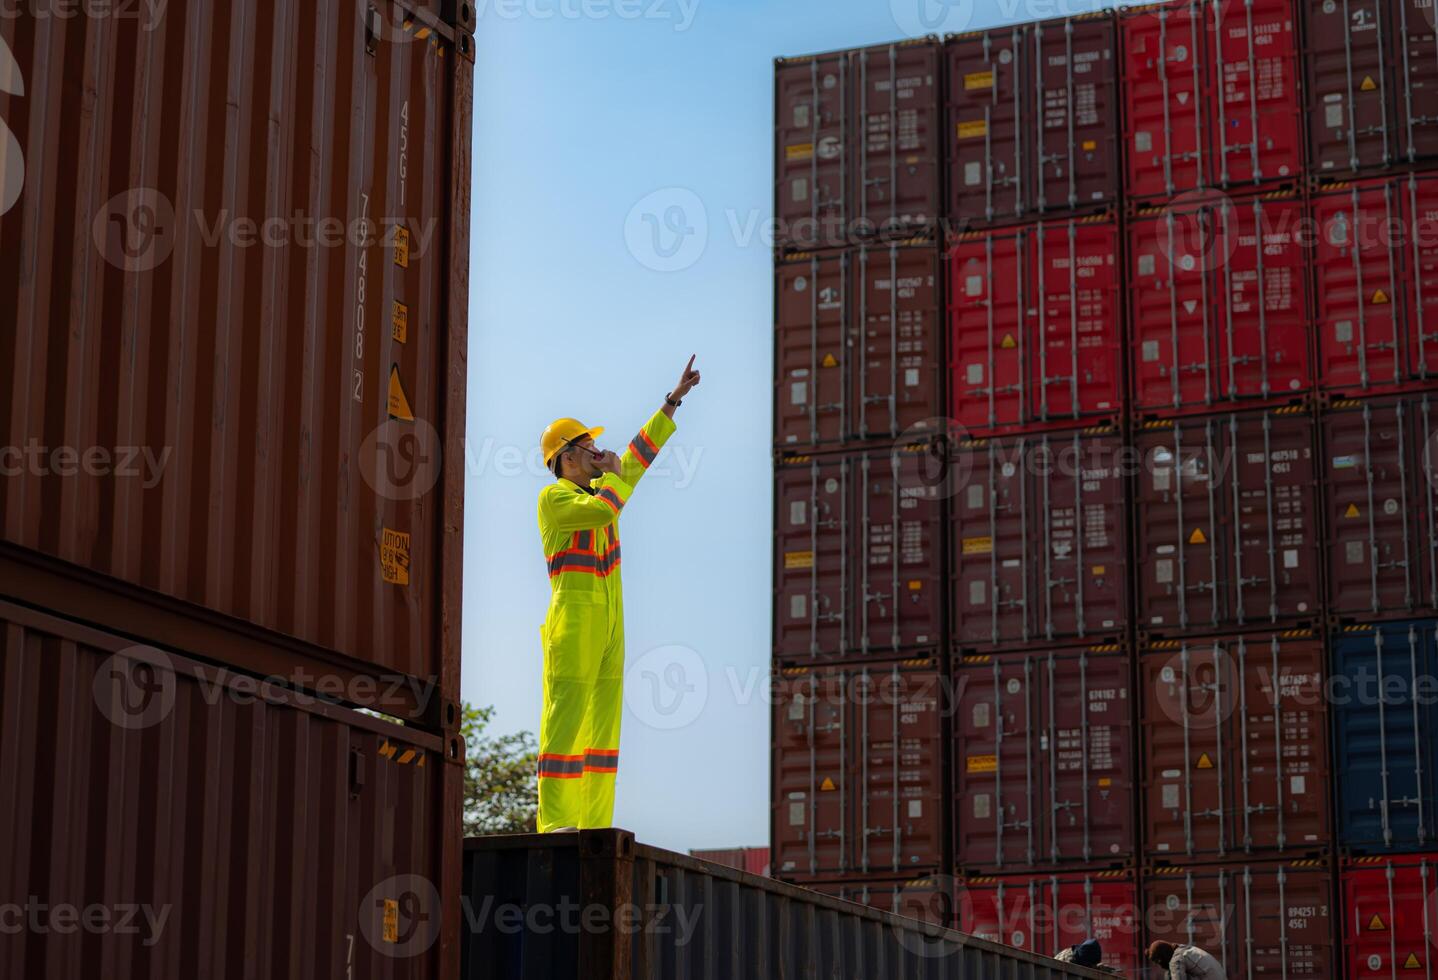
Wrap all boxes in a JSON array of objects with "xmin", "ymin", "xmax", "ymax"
[{"xmin": 665, "ymin": 392, "xmax": 682, "ymax": 407}]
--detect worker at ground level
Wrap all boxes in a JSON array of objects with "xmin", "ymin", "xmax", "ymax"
[
  {"xmin": 534, "ymin": 356, "xmax": 701, "ymax": 833},
  {"xmin": 1147, "ymin": 940, "xmax": 1225, "ymax": 979}
]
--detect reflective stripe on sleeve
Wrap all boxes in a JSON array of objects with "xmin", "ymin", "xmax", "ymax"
[{"xmin": 629, "ymin": 430, "xmax": 659, "ymax": 469}]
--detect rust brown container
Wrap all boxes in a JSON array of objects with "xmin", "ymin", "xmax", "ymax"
[
  {"xmin": 1143, "ymin": 860, "xmax": 1336, "ymax": 977},
  {"xmin": 950, "ymin": 426, "xmax": 1130, "ymax": 650},
  {"xmin": 1132, "ymin": 409, "xmax": 1322, "ymax": 637},
  {"xmin": 773, "ymin": 243, "xmax": 944, "ymax": 452},
  {"xmin": 1139, "ymin": 630, "xmax": 1331, "ymax": 864},
  {"xmin": 1320, "ymin": 394, "xmax": 1438, "ymax": 619},
  {"xmin": 0, "ymin": 1, "xmax": 473, "ymax": 725},
  {"xmin": 805, "ymin": 876, "xmax": 952, "ymax": 926},
  {"xmin": 774, "ymin": 444, "xmax": 947, "ymax": 662},
  {"xmin": 771, "ymin": 658, "xmax": 947, "ymax": 880},
  {"xmin": 945, "ymin": 13, "xmax": 1120, "ymax": 228},
  {"xmin": 0, "ymin": 598, "xmax": 462, "ymax": 980},
  {"xmin": 775, "ymin": 40, "xmax": 942, "ymax": 251},
  {"xmin": 952, "ymin": 644, "xmax": 1135, "ymax": 873}
]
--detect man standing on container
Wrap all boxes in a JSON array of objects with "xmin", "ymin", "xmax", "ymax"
[{"xmin": 534, "ymin": 357, "xmax": 701, "ymax": 832}]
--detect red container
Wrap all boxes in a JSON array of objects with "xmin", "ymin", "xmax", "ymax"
[
  {"xmin": 1139, "ymin": 630, "xmax": 1331, "ymax": 864},
  {"xmin": 949, "ymin": 217, "xmax": 1124, "ymax": 435},
  {"xmin": 958, "ymin": 870, "xmax": 1142, "ymax": 975},
  {"xmin": 1341, "ymin": 855, "xmax": 1438, "ymax": 977},
  {"xmin": 774, "ymin": 243, "xmax": 944, "ymax": 452},
  {"xmin": 688, "ymin": 847, "xmax": 771, "ymax": 876},
  {"xmin": 945, "ymin": 13, "xmax": 1120, "ymax": 228},
  {"xmin": 1132, "ymin": 409, "xmax": 1322, "ymax": 636},
  {"xmin": 1122, "ymin": 0, "xmax": 1302, "ymax": 200},
  {"xmin": 1143, "ymin": 860, "xmax": 1336, "ymax": 977},
  {"xmin": 774, "ymin": 445, "xmax": 946, "ymax": 662},
  {"xmin": 952, "ymin": 644, "xmax": 1134, "ymax": 873},
  {"xmin": 771, "ymin": 659, "xmax": 946, "ymax": 880},
  {"xmin": 775, "ymin": 41, "xmax": 942, "ymax": 251},
  {"xmin": 951, "ymin": 427, "xmax": 1131, "ymax": 650},
  {"xmin": 1312, "ymin": 176, "xmax": 1438, "ymax": 397},
  {"xmin": 1320, "ymin": 394, "xmax": 1438, "ymax": 619},
  {"xmin": 0, "ymin": 599, "xmax": 461, "ymax": 980},
  {"xmin": 1128, "ymin": 194, "xmax": 1313, "ymax": 418},
  {"xmin": 1305, "ymin": 0, "xmax": 1438, "ymax": 175},
  {"xmin": 805, "ymin": 876, "xmax": 952, "ymax": 926},
  {"xmin": 0, "ymin": 2, "xmax": 472, "ymax": 726}
]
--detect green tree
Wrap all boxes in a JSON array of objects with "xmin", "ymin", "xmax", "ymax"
[{"xmin": 462, "ymin": 702, "xmax": 539, "ymax": 835}]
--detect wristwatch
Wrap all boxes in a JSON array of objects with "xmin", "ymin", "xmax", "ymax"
[{"xmin": 665, "ymin": 392, "xmax": 682, "ymax": 407}]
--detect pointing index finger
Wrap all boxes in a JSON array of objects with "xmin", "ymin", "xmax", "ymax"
[{"xmin": 685, "ymin": 354, "xmax": 696, "ymax": 373}]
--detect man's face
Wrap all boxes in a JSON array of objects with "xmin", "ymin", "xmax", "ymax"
[{"xmin": 562, "ymin": 436, "xmax": 601, "ymax": 480}]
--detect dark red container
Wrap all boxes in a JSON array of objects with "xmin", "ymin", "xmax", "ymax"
[
  {"xmin": 1143, "ymin": 860, "xmax": 1336, "ymax": 977},
  {"xmin": 687, "ymin": 847, "xmax": 771, "ymax": 876},
  {"xmin": 1139, "ymin": 630, "xmax": 1331, "ymax": 864},
  {"xmin": 774, "ymin": 445, "xmax": 947, "ymax": 662},
  {"xmin": 1305, "ymin": 0, "xmax": 1438, "ymax": 175},
  {"xmin": 1341, "ymin": 855, "xmax": 1438, "ymax": 977},
  {"xmin": 771, "ymin": 659, "xmax": 946, "ymax": 880},
  {"xmin": 1132, "ymin": 409, "xmax": 1322, "ymax": 636},
  {"xmin": 958, "ymin": 870, "xmax": 1142, "ymax": 975},
  {"xmin": 0, "ymin": 1, "xmax": 472, "ymax": 726},
  {"xmin": 775, "ymin": 40, "xmax": 942, "ymax": 251},
  {"xmin": 949, "ymin": 217, "xmax": 1124, "ymax": 436},
  {"xmin": 1128, "ymin": 193, "xmax": 1313, "ymax": 418},
  {"xmin": 0, "ymin": 599, "xmax": 461, "ymax": 980},
  {"xmin": 1122, "ymin": 0, "xmax": 1303, "ymax": 200},
  {"xmin": 952, "ymin": 644, "xmax": 1134, "ymax": 873},
  {"xmin": 805, "ymin": 876, "xmax": 952, "ymax": 926},
  {"xmin": 774, "ymin": 243, "xmax": 944, "ymax": 451},
  {"xmin": 1312, "ymin": 176, "xmax": 1438, "ymax": 397},
  {"xmin": 1320, "ymin": 394, "xmax": 1438, "ymax": 619},
  {"xmin": 944, "ymin": 13, "xmax": 1120, "ymax": 228},
  {"xmin": 951, "ymin": 427, "xmax": 1130, "ymax": 650}
]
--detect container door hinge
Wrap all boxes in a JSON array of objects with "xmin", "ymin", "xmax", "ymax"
[
  {"xmin": 349, "ymin": 747, "xmax": 366, "ymax": 798},
  {"xmin": 365, "ymin": 5, "xmax": 382, "ymax": 55}
]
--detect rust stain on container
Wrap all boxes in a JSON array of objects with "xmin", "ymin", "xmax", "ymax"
[
  {"xmin": 0, "ymin": 599, "xmax": 462, "ymax": 980},
  {"xmin": 0, "ymin": 1, "xmax": 473, "ymax": 713},
  {"xmin": 771, "ymin": 659, "xmax": 946, "ymax": 879},
  {"xmin": 1140, "ymin": 630, "xmax": 1331, "ymax": 863}
]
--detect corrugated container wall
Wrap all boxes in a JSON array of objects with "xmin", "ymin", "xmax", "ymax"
[
  {"xmin": 0, "ymin": 1, "xmax": 473, "ymax": 725},
  {"xmin": 0, "ymin": 600, "xmax": 461, "ymax": 980},
  {"xmin": 944, "ymin": 13, "xmax": 1120, "ymax": 228}
]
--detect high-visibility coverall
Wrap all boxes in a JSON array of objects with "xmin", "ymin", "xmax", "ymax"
[{"xmin": 535, "ymin": 409, "xmax": 675, "ymax": 831}]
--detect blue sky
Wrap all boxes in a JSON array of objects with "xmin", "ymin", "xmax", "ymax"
[{"xmin": 462, "ymin": 0, "xmax": 1106, "ymax": 853}]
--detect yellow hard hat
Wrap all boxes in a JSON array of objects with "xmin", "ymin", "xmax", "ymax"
[{"xmin": 541, "ymin": 417, "xmax": 605, "ymax": 465}]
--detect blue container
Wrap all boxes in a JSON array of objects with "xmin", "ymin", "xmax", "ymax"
[{"xmin": 1333, "ymin": 619, "xmax": 1438, "ymax": 854}]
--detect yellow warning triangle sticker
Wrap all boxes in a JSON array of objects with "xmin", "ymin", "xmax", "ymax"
[
  {"xmin": 1373, "ymin": 289, "xmax": 1390, "ymax": 305},
  {"xmin": 1346, "ymin": 503, "xmax": 1361, "ymax": 518},
  {"xmin": 1405, "ymin": 952, "xmax": 1422, "ymax": 969},
  {"xmin": 1189, "ymin": 528, "xmax": 1208, "ymax": 545},
  {"xmin": 820, "ymin": 777, "xmax": 837, "ymax": 791},
  {"xmin": 821, "ymin": 353, "xmax": 839, "ymax": 368},
  {"xmin": 388, "ymin": 366, "xmax": 415, "ymax": 422},
  {"xmin": 1197, "ymin": 752, "xmax": 1214, "ymax": 770},
  {"xmin": 1000, "ymin": 334, "xmax": 1017, "ymax": 350},
  {"xmin": 1361, "ymin": 75, "xmax": 1378, "ymax": 92},
  {"xmin": 1369, "ymin": 914, "xmax": 1388, "ymax": 931}
]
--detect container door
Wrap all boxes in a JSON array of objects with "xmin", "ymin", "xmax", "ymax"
[
  {"xmin": 774, "ymin": 457, "xmax": 850, "ymax": 659},
  {"xmin": 771, "ymin": 669, "xmax": 849, "ymax": 876},
  {"xmin": 853, "ymin": 245, "xmax": 942, "ymax": 442},
  {"xmin": 1031, "ymin": 220, "xmax": 1124, "ymax": 423},
  {"xmin": 775, "ymin": 254, "xmax": 849, "ymax": 449},
  {"xmin": 1210, "ymin": 0, "xmax": 1303, "ymax": 186},
  {"xmin": 1304, "ymin": 0, "xmax": 1392, "ymax": 175},
  {"xmin": 1033, "ymin": 15, "xmax": 1120, "ymax": 215},
  {"xmin": 853, "ymin": 44, "xmax": 941, "ymax": 238},
  {"xmin": 1393, "ymin": 0, "xmax": 1438, "ymax": 164},
  {"xmin": 854, "ymin": 450, "xmax": 945, "ymax": 654},
  {"xmin": 1403, "ymin": 175, "xmax": 1438, "ymax": 383},
  {"xmin": 954, "ymin": 655, "xmax": 1040, "ymax": 869},
  {"xmin": 1342, "ymin": 858, "xmax": 1438, "ymax": 975},
  {"xmin": 950, "ymin": 230, "xmax": 1028, "ymax": 433},
  {"xmin": 1236, "ymin": 864, "xmax": 1334, "ymax": 976},
  {"xmin": 947, "ymin": 29, "xmax": 1028, "ymax": 225},
  {"xmin": 952, "ymin": 439, "xmax": 1031, "ymax": 646},
  {"xmin": 775, "ymin": 55, "xmax": 850, "ymax": 250},
  {"xmin": 1045, "ymin": 876, "xmax": 1142, "ymax": 976},
  {"xmin": 1122, "ymin": 1, "xmax": 1209, "ymax": 199}
]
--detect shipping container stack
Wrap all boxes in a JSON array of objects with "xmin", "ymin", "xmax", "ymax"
[
  {"xmin": 0, "ymin": 4, "xmax": 475, "ymax": 979},
  {"xmin": 775, "ymin": 0, "xmax": 1438, "ymax": 973}
]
